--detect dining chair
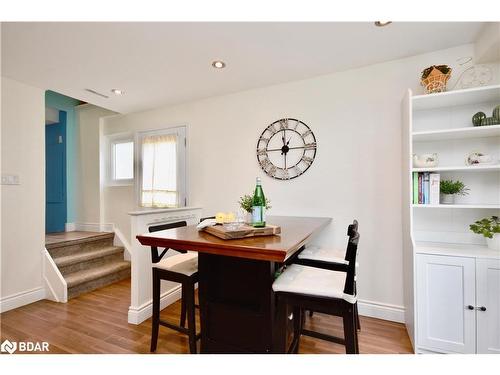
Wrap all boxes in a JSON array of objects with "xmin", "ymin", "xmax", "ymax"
[
  {"xmin": 273, "ymin": 220, "xmax": 360, "ymax": 354},
  {"xmin": 200, "ymin": 216, "xmax": 216, "ymax": 222},
  {"xmin": 293, "ymin": 222, "xmax": 361, "ymax": 330},
  {"xmin": 149, "ymin": 220, "xmax": 199, "ymax": 354}
]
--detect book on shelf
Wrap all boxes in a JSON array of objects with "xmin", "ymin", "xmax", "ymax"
[
  {"xmin": 413, "ymin": 172, "xmax": 440, "ymax": 205},
  {"xmin": 423, "ymin": 173, "xmax": 430, "ymax": 204},
  {"xmin": 429, "ymin": 173, "xmax": 440, "ymax": 205},
  {"xmin": 418, "ymin": 173, "xmax": 422, "ymax": 204},
  {"xmin": 413, "ymin": 172, "xmax": 418, "ymax": 204}
]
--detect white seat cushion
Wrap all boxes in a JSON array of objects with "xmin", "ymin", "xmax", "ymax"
[
  {"xmin": 272, "ymin": 264, "xmax": 356, "ymax": 304},
  {"xmin": 154, "ymin": 252, "xmax": 198, "ymax": 276},
  {"xmin": 297, "ymin": 245, "xmax": 348, "ymax": 264}
]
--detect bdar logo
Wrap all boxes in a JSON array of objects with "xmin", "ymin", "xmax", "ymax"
[{"xmin": 1, "ymin": 340, "xmax": 17, "ymax": 354}]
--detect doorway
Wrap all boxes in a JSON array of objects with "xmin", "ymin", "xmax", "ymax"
[{"xmin": 45, "ymin": 109, "xmax": 67, "ymax": 233}]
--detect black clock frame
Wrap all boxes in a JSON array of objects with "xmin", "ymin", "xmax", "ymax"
[{"xmin": 256, "ymin": 118, "xmax": 317, "ymax": 180}]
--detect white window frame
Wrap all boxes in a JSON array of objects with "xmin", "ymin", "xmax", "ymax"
[
  {"xmin": 136, "ymin": 125, "xmax": 187, "ymax": 208},
  {"xmin": 105, "ymin": 132, "xmax": 135, "ymax": 186}
]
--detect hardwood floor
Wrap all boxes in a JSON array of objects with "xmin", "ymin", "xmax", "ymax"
[{"xmin": 0, "ymin": 279, "xmax": 413, "ymax": 354}]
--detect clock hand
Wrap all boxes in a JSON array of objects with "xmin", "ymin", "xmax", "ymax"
[
  {"xmin": 268, "ymin": 145, "xmax": 311, "ymax": 152},
  {"xmin": 284, "ymin": 152, "xmax": 287, "ymax": 169}
]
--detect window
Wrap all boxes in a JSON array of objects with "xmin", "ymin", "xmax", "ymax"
[
  {"xmin": 138, "ymin": 126, "xmax": 186, "ymax": 208},
  {"xmin": 113, "ymin": 141, "xmax": 134, "ymax": 180},
  {"xmin": 106, "ymin": 134, "xmax": 134, "ymax": 186}
]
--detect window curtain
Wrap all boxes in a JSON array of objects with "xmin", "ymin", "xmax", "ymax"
[{"xmin": 141, "ymin": 134, "xmax": 178, "ymax": 208}]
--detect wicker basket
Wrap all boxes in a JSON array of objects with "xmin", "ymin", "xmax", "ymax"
[{"xmin": 421, "ymin": 66, "xmax": 452, "ymax": 94}]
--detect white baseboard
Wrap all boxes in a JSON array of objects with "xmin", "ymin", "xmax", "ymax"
[
  {"xmin": 416, "ymin": 346, "xmax": 446, "ymax": 354},
  {"xmin": 357, "ymin": 299, "xmax": 405, "ymax": 323},
  {"xmin": 128, "ymin": 285, "xmax": 182, "ymax": 325},
  {"xmin": 65, "ymin": 223, "xmax": 76, "ymax": 232},
  {"xmin": 0, "ymin": 286, "xmax": 46, "ymax": 313},
  {"xmin": 74, "ymin": 222, "xmax": 114, "ymax": 232}
]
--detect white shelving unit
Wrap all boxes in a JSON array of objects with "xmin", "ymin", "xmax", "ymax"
[
  {"xmin": 402, "ymin": 85, "xmax": 500, "ymax": 354},
  {"xmin": 412, "ymin": 165, "xmax": 500, "ymax": 173},
  {"xmin": 413, "ymin": 124, "xmax": 500, "ymax": 141},
  {"xmin": 412, "ymin": 204, "xmax": 500, "ymax": 209}
]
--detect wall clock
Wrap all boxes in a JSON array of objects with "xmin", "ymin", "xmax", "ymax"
[{"xmin": 256, "ymin": 118, "xmax": 317, "ymax": 180}]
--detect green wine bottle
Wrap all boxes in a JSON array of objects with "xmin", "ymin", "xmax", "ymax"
[{"xmin": 252, "ymin": 177, "xmax": 266, "ymax": 228}]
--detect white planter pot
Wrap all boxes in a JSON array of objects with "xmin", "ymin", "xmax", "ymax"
[
  {"xmin": 246, "ymin": 212, "xmax": 253, "ymax": 225},
  {"xmin": 440, "ymin": 194, "xmax": 455, "ymax": 204},
  {"xmin": 486, "ymin": 234, "xmax": 500, "ymax": 251}
]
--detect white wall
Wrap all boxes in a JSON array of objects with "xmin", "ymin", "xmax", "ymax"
[
  {"xmin": 102, "ymin": 44, "xmax": 484, "ymax": 312},
  {"xmin": 1, "ymin": 77, "xmax": 45, "ymax": 311},
  {"xmin": 475, "ymin": 23, "xmax": 500, "ymax": 64},
  {"xmin": 74, "ymin": 104, "xmax": 116, "ymax": 225}
]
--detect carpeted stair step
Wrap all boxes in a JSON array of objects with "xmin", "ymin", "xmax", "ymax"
[
  {"xmin": 66, "ymin": 260, "xmax": 131, "ymax": 299},
  {"xmin": 46, "ymin": 232, "xmax": 114, "ymax": 258},
  {"xmin": 55, "ymin": 246, "xmax": 126, "ymax": 276}
]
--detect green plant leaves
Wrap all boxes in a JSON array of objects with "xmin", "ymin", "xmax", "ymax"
[
  {"xmin": 440, "ymin": 179, "xmax": 469, "ymax": 195},
  {"xmin": 470, "ymin": 216, "xmax": 500, "ymax": 238}
]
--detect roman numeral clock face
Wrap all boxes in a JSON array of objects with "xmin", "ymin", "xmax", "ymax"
[{"xmin": 256, "ymin": 118, "xmax": 317, "ymax": 180}]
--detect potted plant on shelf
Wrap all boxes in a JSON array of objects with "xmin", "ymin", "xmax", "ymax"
[
  {"xmin": 440, "ymin": 179, "xmax": 469, "ymax": 204},
  {"xmin": 238, "ymin": 194, "xmax": 271, "ymax": 224},
  {"xmin": 470, "ymin": 216, "xmax": 500, "ymax": 250}
]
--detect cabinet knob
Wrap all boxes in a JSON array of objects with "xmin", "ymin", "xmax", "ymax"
[
  {"xmin": 466, "ymin": 305, "xmax": 474, "ymax": 310},
  {"xmin": 478, "ymin": 306, "xmax": 487, "ymax": 312}
]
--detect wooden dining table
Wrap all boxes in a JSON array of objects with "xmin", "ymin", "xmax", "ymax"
[{"xmin": 136, "ymin": 215, "xmax": 332, "ymax": 353}]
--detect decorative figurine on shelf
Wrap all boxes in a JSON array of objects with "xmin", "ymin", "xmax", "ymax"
[
  {"xmin": 494, "ymin": 105, "xmax": 500, "ymax": 120},
  {"xmin": 412, "ymin": 153, "xmax": 438, "ymax": 168},
  {"xmin": 465, "ymin": 151, "xmax": 494, "ymax": 166},
  {"xmin": 472, "ymin": 105, "xmax": 500, "ymax": 126},
  {"xmin": 452, "ymin": 56, "xmax": 493, "ymax": 90},
  {"xmin": 421, "ymin": 65, "xmax": 452, "ymax": 94},
  {"xmin": 472, "ymin": 111, "xmax": 487, "ymax": 126}
]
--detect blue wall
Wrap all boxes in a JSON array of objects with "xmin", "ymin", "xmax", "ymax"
[{"xmin": 45, "ymin": 91, "xmax": 81, "ymax": 224}]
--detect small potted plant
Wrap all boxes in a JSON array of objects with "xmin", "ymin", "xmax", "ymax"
[
  {"xmin": 238, "ymin": 194, "xmax": 271, "ymax": 224},
  {"xmin": 440, "ymin": 179, "xmax": 469, "ymax": 204},
  {"xmin": 470, "ymin": 216, "xmax": 500, "ymax": 250}
]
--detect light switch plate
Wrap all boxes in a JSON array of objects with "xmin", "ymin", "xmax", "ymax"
[{"xmin": 1, "ymin": 174, "xmax": 20, "ymax": 185}]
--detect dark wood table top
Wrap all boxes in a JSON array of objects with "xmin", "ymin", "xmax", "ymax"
[{"xmin": 136, "ymin": 215, "xmax": 332, "ymax": 262}]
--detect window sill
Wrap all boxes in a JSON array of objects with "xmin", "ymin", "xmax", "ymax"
[{"xmin": 128, "ymin": 206, "xmax": 202, "ymax": 216}]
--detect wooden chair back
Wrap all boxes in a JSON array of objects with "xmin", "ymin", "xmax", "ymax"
[
  {"xmin": 343, "ymin": 220, "xmax": 360, "ymax": 296},
  {"xmin": 199, "ymin": 216, "xmax": 216, "ymax": 223},
  {"xmin": 148, "ymin": 220, "xmax": 187, "ymax": 263}
]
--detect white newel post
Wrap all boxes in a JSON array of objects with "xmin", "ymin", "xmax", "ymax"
[{"xmin": 127, "ymin": 207, "xmax": 202, "ymax": 324}]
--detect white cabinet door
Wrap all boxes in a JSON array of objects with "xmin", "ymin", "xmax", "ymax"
[
  {"xmin": 476, "ymin": 258, "xmax": 500, "ymax": 354},
  {"xmin": 416, "ymin": 254, "xmax": 476, "ymax": 353}
]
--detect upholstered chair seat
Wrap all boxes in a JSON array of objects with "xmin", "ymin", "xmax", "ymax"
[
  {"xmin": 272, "ymin": 264, "xmax": 356, "ymax": 304},
  {"xmin": 155, "ymin": 252, "xmax": 198, "ymax": 276}
]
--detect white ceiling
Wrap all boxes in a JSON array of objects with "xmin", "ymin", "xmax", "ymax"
[{"xmin": 1, "ymin": 22, "xmax": 485, "ymax": 113}]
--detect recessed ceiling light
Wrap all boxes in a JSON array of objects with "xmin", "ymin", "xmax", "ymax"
[
  {"xmin": 111, "ymin": 88, "xmax": 124, "ymax": 95},
  {"xmin": 375, "ymin": 21, "xmax": 392, "ymax": 27},
  {"xmin": 212, "ymin": 60, "xmax": 226, "ymax": 69}
]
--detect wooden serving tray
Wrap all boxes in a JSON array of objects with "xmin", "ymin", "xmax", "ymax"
[{"xmin": 203, "ymin": 224, "xmax": 281, "ymax": 240}]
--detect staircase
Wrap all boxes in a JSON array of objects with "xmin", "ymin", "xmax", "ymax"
[{"xmin": 45, "ymin": 232, "xmax": 131, "ymax": 299}]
